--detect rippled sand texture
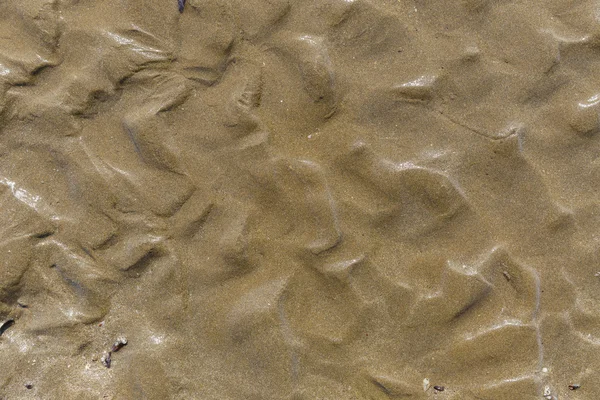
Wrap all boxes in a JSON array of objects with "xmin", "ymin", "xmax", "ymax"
[{"xmin": 1, "ymin": 0, "xmax": 600, "ymax": 398}]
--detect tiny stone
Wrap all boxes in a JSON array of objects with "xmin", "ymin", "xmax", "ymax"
[
  {"xmin": 111, "ymin": 337, "xmax": 128, "ymax": 352},
  {"xmin": 24, "ymin": 383, "xmax": 33, "ymax": 390},
  {"xmin": 433, "ymin": 385, "xmax": 445, "ymax": 392},
  {"xmin": 423, "ymin": 378, "xmax": 430, "ymax": 392},
  {"xmin": 568, "ymin": 384, "xmax": 580, "ymax": 390},
  {"xmin": 543, "ymin": 385, "xmax": 552, "ymax": 399}
]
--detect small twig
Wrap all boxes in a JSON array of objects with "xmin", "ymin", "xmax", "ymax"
[{"xmin": 101, "ymin": 352, "xmax": 112, "ymax": 368}]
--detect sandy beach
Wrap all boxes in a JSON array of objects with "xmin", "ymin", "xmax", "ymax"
[{"xmin": 1, "ymin": 0, "xmax": 599, "ymax": 398}]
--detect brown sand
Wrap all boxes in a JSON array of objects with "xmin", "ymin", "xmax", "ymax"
[{"xmin": 0, "ymin": 0, "xmax": 599, "ymax": 399}]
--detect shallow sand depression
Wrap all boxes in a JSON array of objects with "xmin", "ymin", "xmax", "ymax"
[{"xmin": 1, "ymin": 0, "xmax": 600, "ymax": 399}]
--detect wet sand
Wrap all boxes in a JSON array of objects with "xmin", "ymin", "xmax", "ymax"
[{"xmin": 1, "ymin": 0, "xmax": 600, "ymax": 399}]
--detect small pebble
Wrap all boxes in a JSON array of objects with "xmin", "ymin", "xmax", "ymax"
[
  {"xmin": 423, "ymin": 378, "xmax": 430, "ymax": 392},
  {"xmin": 543, "ymin": 385, "xmax": 552, "ymax": 399},
  {"xmin": 433, "ymin": 385, "xmax": 445, "ymax": 392},
  {"xmin": 24, "ymin": 383, "xmax": 33, "ymax": 390},
  {"xmin": 0, "ymin": 319, "xmax": 15, "ymax": 336},
  {"xmin": 568, "ymin": 384, "xmax": 580, "ymax": 390},
  {"xmin": 111, "ymin": 337, "xmax": 128, "ymax": 353}
]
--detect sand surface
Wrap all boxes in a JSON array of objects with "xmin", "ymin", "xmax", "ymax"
[{"xmin": 1, "ymin": 0, "xmax": 599, "ymax": 398}]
